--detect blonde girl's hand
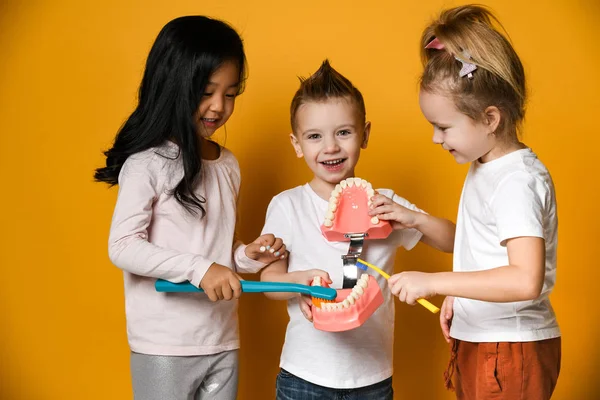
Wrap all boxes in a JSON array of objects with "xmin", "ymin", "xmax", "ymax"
[
  {"xmin": 388, "ymin": 271, "xmax": 437, "ymax": 305},
  {"xmin": 440, "ymin": 296, "xmax": 455, "ymax": 343},
  {"xmin": 200, "ymin": 263, "xmax": 243, "ymax": 302},
  {"xmin": 368, "ymin": 194, "xmax": 421, "ymax": 230},
  {"xmin": 245, "ymin": 233, "xmax": 287, "ymax": 263}
]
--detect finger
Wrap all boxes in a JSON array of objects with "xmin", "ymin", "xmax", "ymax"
[
  {"xmin": 370, "ymin": 194, "xmax": 392, "ymax": 207},
  {"xmin": 399, "ymin": 288, "xmax": 408, "ymax": 303},
  {"xmin": 275, "ymin": 245, "xmax": 287, "ymax": 259},
  {"xmin": 309, "ymin": 269, "xmax": 332, "ymax": 283},
  {"xmin": 302, "ymin": 302, "xmax": 313, "ymax": 321},
  {"xmin": 368, "ymin": 204, "xmax": 392, "ymax": 217},
  {"xmin": 214, "ymin": 286, "xmax": 224, "ymax": 301},
  {"xmin": 388, "ymin": 273, "xmax": 401, "ymax": 285},
  {"xmin": 222, "ymin": 283, "xmax": 233, "ymax": 301},
  {"xmin": 270, "ymin": 238, "xmax": 284, "ymax": 256},
  {"xmin": 205, "ymin": 288, "xmax": 218, "ymax": 302},
  {"xmin": 255, "ymin": 234, "xmax": 275, "ymax": 251},
  {"xmin": 255, "ymin": 233, "xmax": 274, "ymax": 245},
  {"xmin": 231, "ymin": 278, "xmax": 243, "ymax": 299}
]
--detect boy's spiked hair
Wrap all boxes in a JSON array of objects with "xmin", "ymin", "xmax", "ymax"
[{"xmin": 290, "ymin": 60, "xmax": 366, "ymax": 133}]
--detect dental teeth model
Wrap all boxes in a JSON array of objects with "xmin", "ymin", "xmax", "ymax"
[{"xmin": 320, "ymin": 177, "xmax": 392, "ymax": 241}]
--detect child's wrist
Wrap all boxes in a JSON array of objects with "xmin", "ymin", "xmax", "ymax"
[{"xmin": 412, "ymin": 211, "xmax": 428, "ymax": 230}]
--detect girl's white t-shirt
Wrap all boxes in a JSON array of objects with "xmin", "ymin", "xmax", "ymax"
[{"xmin": 450, "ymin": 148, "xmax": 561, "ymax": 342}]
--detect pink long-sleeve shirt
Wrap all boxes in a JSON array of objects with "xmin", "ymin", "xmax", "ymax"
[{"xmin": 108, "ymin": 141, "xmax": 264, "ymax": 355}]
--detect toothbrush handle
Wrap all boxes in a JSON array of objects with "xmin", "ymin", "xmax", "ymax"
[
  {"xmin": 155, "ymin": 279, "xmax": 314, "ymax": 295},
  {"xmin": 356, "ymin": 258, "xmax": 440, "ymax": 314},
  {"xmin": 417, "ymin": 299, "xmax": 440, "ymax": 314}
]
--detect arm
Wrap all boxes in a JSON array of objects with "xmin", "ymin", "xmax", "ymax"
[
  {"xmin": 260, "ymin": 258, "xmax": 330, "ymax": 300},
  {"xmin": 369, "ymin": 193, "xmax": 455, "ymax": 253},
  {"xmin": 232, "ymin": 236, "xmax": 287, "ymax": 274},
  {"xmin": 390, "ymin": 236, "xmax": 545, "ymax": 304},
  {"xmin": 432, "ymin": 236, "xmax": 544, "ymax": 301},
  {"xmin": 413, "ymin": 212, "xmax": 455, "ymax": 253},
  {"xmin": 108, "ymin": 160, "xmax": 214, "ymax": 288},
  {"xmin": 260, "ymin": 258, "xmax": 296, "ymax": 300}
]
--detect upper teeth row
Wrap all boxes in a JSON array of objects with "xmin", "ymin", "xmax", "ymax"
[
  {"xmin": 319, "ymin": 274, "xmax": 370, "ymax": 311},
  {"xmin": 323, "ymin": 177, "xmax": 379, "ymax": 227}
]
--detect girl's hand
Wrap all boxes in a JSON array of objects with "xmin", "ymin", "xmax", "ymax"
[
  {"xmin": 245, "ymin": 234, "xmax": 287, "ymax": 263},
  {"xmin": 440, "ymin": 296, "xmax": 455, "ymax": 343},
  {"xmin": 368, "ymin": 194, "xmax": 421, "ymax": 230},
  {"xmin": 200, "ymin": 263, "xmax": 243, "ymax": 302},
  {"xmin": 388, "ymin": 271, "xmax": 437, "ymax": 305}
]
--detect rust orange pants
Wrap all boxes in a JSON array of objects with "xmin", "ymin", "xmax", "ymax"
[{"xmin": 445, "ymin": 337, "xmax": 561, "ymax": 400}]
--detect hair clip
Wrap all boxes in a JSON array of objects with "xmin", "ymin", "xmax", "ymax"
[
  {"xmin": 455, "ymin": 51, "xmax": 477, "ymax": 79},
  {"xmin": 425, "ymin": 37, "xmax": 445, "ymax": 50},
  {"xmin": 425, "ymin": 37, "xmax": 477, "ymax": 79}
]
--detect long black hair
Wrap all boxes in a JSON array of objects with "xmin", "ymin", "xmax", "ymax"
[{"xmin": 95, "ymin": 16, "xmax": 247, "ymax": 216}]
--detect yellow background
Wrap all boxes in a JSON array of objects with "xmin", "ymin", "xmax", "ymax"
[{"xmin": 1, "ymin": 0, "xmax": 598, "ymax": 398}]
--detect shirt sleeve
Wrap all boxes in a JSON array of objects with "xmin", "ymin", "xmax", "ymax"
[
  {"xmin": 490, "ymin": 171, "xmax": 546, "ymax": 246},
  {"xmin": 232, "ymin": 240, "xmax": 267, "ymax": 274},
  {"xmin": 391, "ymin": 193, "xmax": 425, "ymax": 251},
  {"xmin": 107, "ymin": 155, "xmax": 213, "ymax": 288}
]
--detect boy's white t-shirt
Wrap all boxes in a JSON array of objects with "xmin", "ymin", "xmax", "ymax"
[
  {"xmin": 451, "ymin": 148, "xmax": 561, "ymax": 342},
  {"xmin": 261, "ymin": 184, "xmax": 423, "ymax": 389}
]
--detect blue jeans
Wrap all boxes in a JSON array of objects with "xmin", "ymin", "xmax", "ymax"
[{"xmin": 276, "ymin": 369, "xmax": 393, "ymax": 400}]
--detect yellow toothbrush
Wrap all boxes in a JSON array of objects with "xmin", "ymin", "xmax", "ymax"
[{"xmin": 357, "ymin": 258, "xmax": 440, "ymax": 314}]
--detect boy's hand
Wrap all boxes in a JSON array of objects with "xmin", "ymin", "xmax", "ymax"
[
  {"xmin": 368, "ymin": 194, "xmax": 421, "ymax": 230},
  {"xmin": 440, "ymin": 296, "xmax": 455, "ymax": 343},
  {"xmin": 298, "ymin": 295, "xmax": 315, "ymax": 321},
  {"xmin": 291, "ymin": 269, "xmax": 332, "ymax": 286},
  {"xmin": 200, "ymin": 263, "xmax": 243, "ymax": 302},
  {"xmin": 293, "ymin": 269, "xmax": 332, "ymax": 322},
  {"xmin": 245, "ymin": 233, "xmax": 287, "ymax": 263},
  {"xmin": 388, "ymin": 271, "xmax": 437, "ymax": 305}
]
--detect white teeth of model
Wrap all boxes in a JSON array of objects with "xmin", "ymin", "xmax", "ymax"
[
  {"xmin": 326, "ymin": 210, "xmax": 334, "ymax": 220},
  {"xmin": 329, "ymin": 196, "xmax": 338, "ymax": 204},
  {"xmin": 366, "ymin": 188, "xmax": 375, "ymax": 197},
  {"xmin": 346, "ymin": 294, "xmax": 355, "ymax": 305},
  {"xmin": 342, "ymin": 299, "xmax": 350, "ymax": 308},
  {"xmin": 328, "ymin": 202, "xmax": 337, "ymax": 212},
  {"xmin": 361, "ymin": 274, "xmax": 369, "ymax": 281},
  {"xmin": 349, "ymin": 292, "xmax": 359, "ymax": 301},
  {"xmin": 353, "ymin": 177, "xmax": 362, "ymax": 186},
  {"xmin": 312, "ymin": 276, "xmax": 322, "ymax": 286},
  {"xmin": 366, "ymin": 182, "xmax": 373, "ymax": 189},
  {"xmin": 346, "ymin": 177, "xmax": 355, "ymax": 187},
  {"xmin": 335, "ymin": 184, "xmax": 342, "ymax": 193},
  {"xmin": 358, "ymin": 279, "xmax": 368, "ymax": 289},
  {"xmin": 323, "ymin": 218, "xmax": 333, "ymax": 227},
  {"xmin": 340, "ymin": 180, "xmax": 347, "ymax": 189},
  {"xmin": 361, "ymin": 179, "xmax": 368, "ymax": 188},
  {"xmin": 371, "ymin": 216, "xmax": 380, "ymax": 224},
  {"xmin": 354, "ymin": 285, "xmax": 364, "ymax": 296}
]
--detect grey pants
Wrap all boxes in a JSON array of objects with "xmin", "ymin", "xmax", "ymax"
[{"xmin": 130, "ymin": 350, "xmax": 239, "ymax": 400}]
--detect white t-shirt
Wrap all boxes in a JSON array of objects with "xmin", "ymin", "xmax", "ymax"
[
  {"xmin": 450, "ymin": 148, "xmax": 561, "ymax": 342},
  {"xmin": 261, "ymin": 184, "xmax": 423, "ymax": 389}
]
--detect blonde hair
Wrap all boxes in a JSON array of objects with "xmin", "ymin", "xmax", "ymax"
[
  {"xmin": 420, "ymin": 5, "xmax": 526, "ymax": 139},
  {"xmin": 290, "ymin": 59, "xmax": 366, "ymax": 133}
]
